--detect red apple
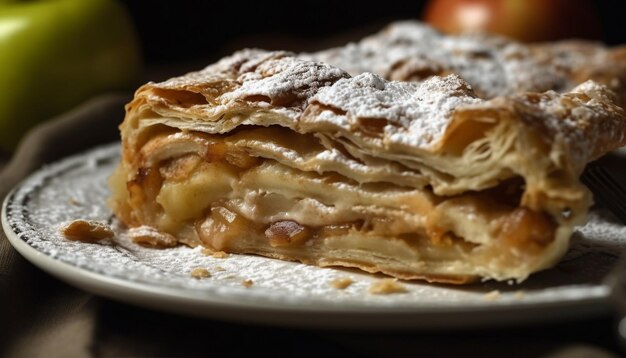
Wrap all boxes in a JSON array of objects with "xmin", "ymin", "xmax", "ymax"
[{"xmin": 423, "ymin": 0, "xmax": 602, "ymax": 42}]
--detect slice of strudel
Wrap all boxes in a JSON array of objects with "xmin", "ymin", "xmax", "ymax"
[{"xmin": 109, "ymin": 50, "xmax": 626, "ymax": 284}]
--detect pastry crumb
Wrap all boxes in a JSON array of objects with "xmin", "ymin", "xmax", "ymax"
[
  {"xmin": 68, "ymin": 198, "xmax": 80, "ymax": 206},
  {"xmin": 201, "ymin": 248, "xmax": 229, "ymax": 258},
  {"xmin": 330, "ymin": 277, "xmax": 354, "ymax": 290},
  {"xmin": 242, "ymin": 279, "xmax": 254, "ymax": 288},
  {"xmin": 213, "ymin": 266, "xmax": 226, "ymax": 272},
  {"xmin": 212, "ymin": 251, "xmax": 229, "ymax": 258},
  {"xmin": 515, "ymin": 291, "xmax": 525, "ymax": 300},
  {"xmin": 484, "ymin": 290, "xmax": 501, "ymax": 301},
  {"xmin": 128, "ymin": 226, "xmax": 177, "ymax": 248},
  {"xmin": 61, "ymin": 219, "xmax": 113, "ymax": 243},
  {"xmin": 191, "ymin": 268, "xmax": 211, "ymax": 279},
  {"xmin": 368, "ymin": 279, "xmax": 407, "ymax": 295}
]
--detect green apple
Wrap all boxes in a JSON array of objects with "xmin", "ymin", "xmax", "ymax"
[{"xmin": 0, "ymin": 0, "xmax": 142, "ymax": 151}]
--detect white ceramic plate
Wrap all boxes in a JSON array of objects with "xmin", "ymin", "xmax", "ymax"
[{"xmin": 3, "ymin": 143, "xmax": 626, "ymax": 329}]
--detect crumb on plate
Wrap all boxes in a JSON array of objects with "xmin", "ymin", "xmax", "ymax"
[
  {"xmin": 368, "ymin": 279, "xmax": 407, "ymax": 295},
  {"xmin": 191, "ymin": 268, "xmax": 211, "ymax": 279},
  {"xmin": 212, "ymin": 251, "xmax": 229, "ymax": 258},
  {"xmin": 201, "ymin": 248, "xmax": 229, "ymax": 258},
  {"xmin": 330, "ymin": 277, "xmax": 354, "ymax": 290},
  {"xmin": 128, "ymin": 226, "xmax": 177, "ymax": 248},
  {"xmin": 61, "ymin": 219, "xmax": 113, "ymax": 243},
  {"xmin": 484, "ymin": 290, "xmax": 501, "ymax": 301},
  {"xmin": 242, "ymin": 279, "xmax": 253, "ymax": 288}
]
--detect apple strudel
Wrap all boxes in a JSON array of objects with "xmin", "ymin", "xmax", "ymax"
[{"xmin": 109, "ymin": 50, "xmax": 626, "ymax": 283}]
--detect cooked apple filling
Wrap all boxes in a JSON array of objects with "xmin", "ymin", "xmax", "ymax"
[{"xmin": 112, "ymin": 126, "xmax": 562, "ymax": 283}]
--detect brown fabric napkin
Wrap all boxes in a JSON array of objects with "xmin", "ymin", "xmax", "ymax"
[{"xmin": 0, "ymin": 94, "xmax": 130, "ymax": 356}]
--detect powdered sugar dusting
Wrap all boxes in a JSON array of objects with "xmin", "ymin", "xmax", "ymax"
[
  {"xmin": 3, "ymin": 144, "xmax": 624, "ymax": 318},
  {"xmin": 157, "ymin": 49, "xmax": 349, "ymax": 109},
  {"xmin": 138, "ymin": 47, "xmax": 626, "ymax": 165},
  {"xmin": 225, "ymin": 53, "xmax": 348, "ymax": 107},
  {"xmin": 307, "ymin": 21, "xmax": 570, "ymax": 98},
  {"xmin": 311, "ymin": 73, "xmax": 481, "ymax": 148}
]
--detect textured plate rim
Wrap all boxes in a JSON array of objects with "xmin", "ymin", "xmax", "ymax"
[{"xmin": 0, "ymin": 144, "xmax": 614, "ymax": 329}]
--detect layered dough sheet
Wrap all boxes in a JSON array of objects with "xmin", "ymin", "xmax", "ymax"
[{"xmin": 110, "ymin": 49, "xmax": 626, "ymax": 284}]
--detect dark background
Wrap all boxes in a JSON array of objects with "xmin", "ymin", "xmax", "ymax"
[
  {"xmin": 121, "ymin": 0, "xmax": 626, "ymax": 66},
  {"xmin": 2, "ymin": 1, "xmax": 626, "ymax": 356}
]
